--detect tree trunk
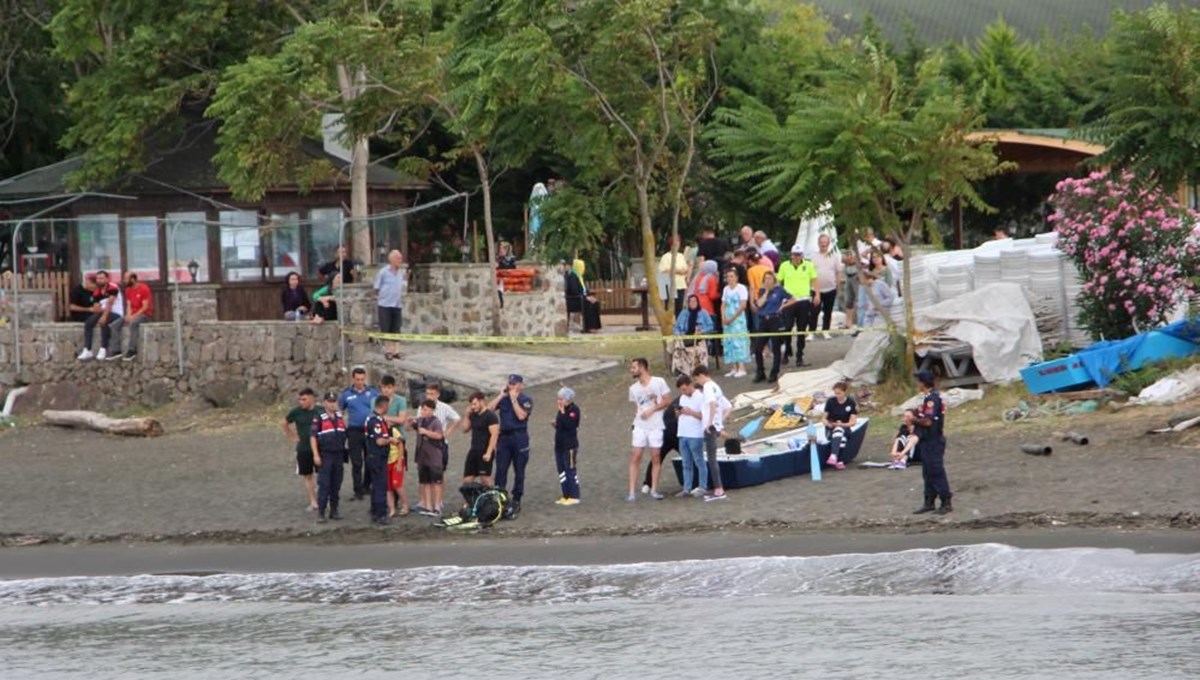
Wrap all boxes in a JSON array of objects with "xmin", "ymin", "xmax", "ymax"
[
  {"xmin": 636, "ymin": 179, "xmax": 671, "ymax": 333},
  {"xmin": 349, "ymin": 135, "xmax": 371, "ymax": 263},
  {"xmin": 473, "ymin": 148, "xmax": 503, "ymax": 336},
  {"xmin": 42, "ymin": 410, "xmax": 164, "ymax": 437}
]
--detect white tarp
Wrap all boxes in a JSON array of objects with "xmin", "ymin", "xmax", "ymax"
[
  {"xmin": 913, "ymin": 282, "xmax": 1043, "ymax": 384},
  {"xmin": 1132, "ymin": 364, "xmax": 1200, "ymax": 405},
  {"xmin": 733, "ymin": 367, "xmax": 844, "ymax": 410},
  {"xmin": 793, "ymin": 206, "xmax": 837, "ymax": 254}
]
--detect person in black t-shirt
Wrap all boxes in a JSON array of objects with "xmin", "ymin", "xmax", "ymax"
[
  {"xmin": 696, "ymin": 227, "xmax": 729, "ymax": 265},
  {"xmin": 464, "ymin": 391, "xmax": 500, "ymax": 486},
  {"xmin": 889, "ymin": 409, "xmax": 920, "ymax": 469},
  {"xmin": 67, "ymin": 275, "xmax": 98, "ymax": 322},
  {"xmin": 822, "ymin": 381, "xmax": 858, "ymax": 470}
]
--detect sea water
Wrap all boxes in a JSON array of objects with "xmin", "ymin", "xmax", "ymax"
[{"xmin": 1, "ymin": 544, "xmax": 1198, "ymax": 679}]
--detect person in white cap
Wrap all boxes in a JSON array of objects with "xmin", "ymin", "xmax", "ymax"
[{"xmin": 776, "ymin": 244, "xmax": 818, "ymax": 367}]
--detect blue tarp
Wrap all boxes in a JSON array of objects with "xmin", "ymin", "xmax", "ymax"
[{"xmin": 1075, "ymin": 320, "xmax": 1200, "ymax": 387}]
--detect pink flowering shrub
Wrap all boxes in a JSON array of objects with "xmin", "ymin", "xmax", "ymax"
[{"xmin": 1049, "ymin": 170, "xmax": 1200, "ymax": 340}]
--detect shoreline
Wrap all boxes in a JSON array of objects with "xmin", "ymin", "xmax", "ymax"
[{"xmin": 2, "ymin": 527, "xmax": 1197, "ymax": 579}]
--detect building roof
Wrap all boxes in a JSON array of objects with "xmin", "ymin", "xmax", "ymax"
[{"xmin": 0, "ymin": 120, "xmax": 424, "ymax": 200}]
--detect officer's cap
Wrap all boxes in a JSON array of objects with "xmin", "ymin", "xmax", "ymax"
[{"xmin": 322, "ymin": 391, "xmax": 338, "ymax": 402}]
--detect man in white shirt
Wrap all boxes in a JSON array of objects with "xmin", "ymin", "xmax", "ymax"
[
  {"xmin": 809, "ymin": 234, "xmax": 842, "ymax": 340},
  {"xmin": 674, "ymin": 375, "xmax": 709, "ymax": 497},
  {"xmin": 627, "ymin": 357, "xmax": 672, "ymax": 501},
  {"xmin": 691, "ymin": 365, "xmax": 729, "ymax": 501},
  {"xmin": 658, "ymin": 234, "xmax": 691, "ymax": 315}
]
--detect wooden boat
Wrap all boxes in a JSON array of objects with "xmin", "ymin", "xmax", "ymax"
[{"xmin": 671, "ymin": 418, "xmax": 870, "ymax": 489}]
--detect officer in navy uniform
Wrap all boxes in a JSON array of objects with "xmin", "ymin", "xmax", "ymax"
[
  {"xmin": 311, "ymin": 392, "xmax": 348, "ymax": 523},
  {"xmin": 912, "ymin": 370, "xmax": 952, "ymax": 515},
  {"xmin": 363, "ymin": 395, "xmax": 393, "ymax": 525},
  {"xmin": 488, "ymin": 374, "xmax": 534, "ymax": 515}
]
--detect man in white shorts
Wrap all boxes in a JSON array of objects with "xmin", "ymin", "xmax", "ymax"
[{"xmin": 627, "ymin": 357, "xmax": 672, "ymax": 501}]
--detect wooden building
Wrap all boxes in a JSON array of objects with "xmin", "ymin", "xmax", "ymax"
[{"xmin": 0, "ymin": 120, "xmax": 425, "ymax": 320}]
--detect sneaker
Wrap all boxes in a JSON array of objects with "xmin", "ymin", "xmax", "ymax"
[
  {"xmin": 122, "ymin": 351, "xmax": 137, "ymax": 362},
  {"xmin": 731, "ymin": 369, "xmax": 747, "ymax": 378},
  {"xmin": 106, "ymin": 351, "xmax": 123, "ymax": 361},
  {"xmin": 419, "ymin": 509, "xmax": 440, "ymax": 518},
  {"xmin": 561, "ymin": 498, "xmax": 580, "ymax": 506},
  {"xmin": 892, "ymin": 462, "xmax": 907, "ymax": 470},
  {"xmin": 96, "ymin": 348, "xmax": 108, "ymax": 360},
  {"xmin": 627, "ymin": 493, "xmax": 636, "ymax": 502},
  {"xmin": 650, "ymin": 490, "xmax": 665, "ymax": 500},
  {"xmin": 724, "ymin": 369, "xmax": 737, "ymax": 377},
  {"xmin": 690, "ymin": 488, "xmax": 706, "ymax": 498},
  {"xmin": 641, "ymin": 484, "xmax": 651, "ymax": 495},
  {"xmin": 556, "ymin": 498, "xmax": 569, "ymax": 505},
  {"xmin": 329, "ymin": 511, "xmax": 342, "ymax": 520},
  {"xmin": 674, "ymin": 490, "xmax": 690, "ymax": 498},
  {"xmin": 826, "ymin": 455, "xmax": 838, "ymax": 466},
  {"xmin": 77, "ymin": 348, "xmax": 94, "ymax": 361},
  {"xmin": 703, "ymin": 493, "xmax": 728, "ymax": 502},
  {"xmin": 411, "ymin": 504, "xmax": 428, "ymax": 514},
  {"xmin": 316, "ymin": 514, "xmax": 327, "ymax": 524},
  {"xmin": 822, "ymin": 333, "xmax": 833, "ymax": 340}
]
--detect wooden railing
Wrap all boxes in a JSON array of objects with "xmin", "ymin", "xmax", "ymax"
[
  {"xmin": 4, "ymin": 271, "xmax": 71, "ymax": 320},
  {"xmin": 588, "ymin": 278, "xmax": 641, "ymax": 312}
]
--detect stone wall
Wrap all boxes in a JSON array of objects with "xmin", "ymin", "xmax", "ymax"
[
  {"xmin": 1, "ymin": 320, "xmax": 365, "ymax": 409},
  {"xmin": 0, "ymin": 261, "xmax": 565, "ymax": 408}
]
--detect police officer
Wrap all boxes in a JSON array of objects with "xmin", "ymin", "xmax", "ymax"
[
  {"xmin": 912, "ymin": 370, "xmax": 952, "ymax": 515},
  {"xmin": 310, "ymin": 392, "xmax": 348, "ymax": 523},
  {"xmin": 488, "ymin": 374, "xmax": 533, "ymax": 514},
  {"xmin": 364, "ymin": 395, "xmax": 393, "ymax": 525},
  {"xmin": 339, "ymin": 366, "xmax": 380, "ymax": 500}
]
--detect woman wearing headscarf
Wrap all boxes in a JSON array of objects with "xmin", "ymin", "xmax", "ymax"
[
  {"xmin": 671, "ymin": 293, "xmax": 714, "ymax": 378},
  {"xmin": 672, "ymin": 294, "xmax": 714, "ymax": 341},
  {"xmin": 686, "ymin": 260, "xmax": 721, "ymax": 316},
  {"xmin": 564, "ymin": 259, "xmax": 602, "ymax": 333}
]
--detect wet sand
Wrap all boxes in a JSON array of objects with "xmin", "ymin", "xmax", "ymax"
[{"xmin": 2, "ymin": 529, "xmax": 1197, "ymax": 579}]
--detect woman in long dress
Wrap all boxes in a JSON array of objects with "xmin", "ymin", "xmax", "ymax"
[
  {"xmin": 526, "ymin": 183, "xmax": 549, "ymax": 250},
  {"xmin": 564, "ymin": 259, "xmax": 602, "ymax": 333},
  {"xmin": 720, "ymin": 268, "xmax": 750, "ymax": 377}
]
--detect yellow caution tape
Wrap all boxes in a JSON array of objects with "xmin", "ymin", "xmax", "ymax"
[{"xmin": 341, "ymin": 326, "xmax": 877, "ymax": 345}]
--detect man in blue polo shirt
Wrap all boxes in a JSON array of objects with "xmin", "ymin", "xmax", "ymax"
[
  {"xmin": 339, "ymin": 366, "xmax": 380, "ymax": 501},
  {"xmin": 488, "ymin": 374, "xmax": 533, "ymax": 516}
]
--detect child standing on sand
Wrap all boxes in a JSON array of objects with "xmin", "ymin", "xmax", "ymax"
[
  {"xmin": 889, "ymin": 409, "xmax": 919, "ymax": 469},
  {"xmin": 553, "ymin": 387, "xmax": 582, "ymax": 505},
  {"xmin": 411, "ymin": 399, "xmax": 445, "ymax": 518}
]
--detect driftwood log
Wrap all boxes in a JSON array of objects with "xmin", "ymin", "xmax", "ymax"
[{"xmin": 42, "ymin": 410, "xmax": 164, "ymax": 437}]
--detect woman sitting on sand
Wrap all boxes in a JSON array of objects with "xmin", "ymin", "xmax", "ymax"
[{"xmin": 889, "ymin": 409, "xmax": 920, "ymax": 469}]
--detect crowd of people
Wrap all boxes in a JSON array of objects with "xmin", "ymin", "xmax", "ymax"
[{"xmin": 279, "ymin": 357, "xmax": 953, "ymax": 522}]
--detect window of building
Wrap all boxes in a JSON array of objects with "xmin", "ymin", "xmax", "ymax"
[
  {"xmin": 165, "ymin": 211, "xmax": 210, "ymax": 283},
  {"xmin": 306, "ymin": 208, "xmax": 344, "ymax": 280},
  {"xmin": 372, "ymin": 212, "xmax": 404, "ymax": 265},
  {"xmin": 219, "ymin": 210, "xmax": 262, "ymax": 282},
  {"xmin": 125, "ymin": 216, "xmax": 161, "ymax": 281},
  {"xmin": 266, "ymin": 212, "xmax": 302, "ymax": 278},
  {"xmin": 77, "ymin": 214, "xmax": 121, "ymax": 278}
]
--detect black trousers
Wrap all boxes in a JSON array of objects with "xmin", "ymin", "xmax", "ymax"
[
  {"xmin": 346, "ymin": 429, "xmax": 370, "ymax": 496},
  {"xmin": 780, "ymin": 298, "xmax": 813, "ymax": 363},
  {"xmin": 317, "ymin": 457, "xmax": 344, "ymax": 516},
  {"xmin": 494, "ymin": 432, "xmax": 530, "ymax": 501},
  {"xmin": 920, "ymin": 437, "xmax": 952, "ymax": 502},
  {"xmin": 752, "ymin": 314, "xmax": 784, "ymax": 379},
  {"xmin": 367, "ymin": 453, "xmax": 388, "ymax": 520},
  {"xmin": 809, "ymin": 290, "xmax": 837, "ymax": 332}
]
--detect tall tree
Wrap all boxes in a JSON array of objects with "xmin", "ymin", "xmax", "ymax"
[
  {"xmin": 1078, "ymin": 3, "xmax": 1200, "ymax": 189},
  {"xmin": 208, "ymin": 0, "xmax": 435, "ymax": 260},
  {"xmin": 0, "ymin": 0, "xmax": 69, "ymax": 180},
  {"xmin": 49, "ymin": 0, "xmax": 289, "ymax": 189},
  {"xmin": 710, "ymin": 43, "xmax": 1009, "ymax": 374}
]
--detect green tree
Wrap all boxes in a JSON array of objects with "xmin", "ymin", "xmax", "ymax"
[
  {"xmin": 0, "ymin": 0, "xmax": 69, "ymax": 180},
  {"xmin": 710, "ymin": 42, "xmax": 1009, "ymax": 374},
  {"xmin": 1079, "ymin": 3, "xmax": 1200, "ymax": 188},
  {"xmin": 49, "ymin": 0, "xmax": 289, "ymax": 188}
]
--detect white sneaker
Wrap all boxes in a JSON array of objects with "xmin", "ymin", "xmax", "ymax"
[
  {"xmin": 641, "ymin": 484, "xmax": 651, "ymax": 494},
  {"xmin": 822, "ymin": 333, "xmax": 833, "ymax": 340},
  {"xmin": 96, "ymin": 348, "xmax": 108, "ymax": 360},
  {"xmin": 77, "ymin": 348, "xmax": 94, "ymax": 361},
  {"xmin": 724, "ymin": 369, "xmax": 737, "ymax": 377},
  {"xmin": 732, "ymin": 369, "xmax": 747, "ymax": 378}
]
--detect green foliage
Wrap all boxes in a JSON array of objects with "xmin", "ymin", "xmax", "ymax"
[
  {"xmin": 50, "ymin": 0, "xmax": 289, "ymax": 189},
  {"xmin": 1110, "ymin": 354, "xmax": 1200, "ymax": 397},
  {"xmin": 0, "ymin": 1, "xmax": 70, "ymax": 179},
  {"xmin": 535, "ymin": 186, "xmax": 605, "ymax": 264},
  {"xmin": 1079, "ymin": 3, "xmax": 1200, "ymax": 188}
]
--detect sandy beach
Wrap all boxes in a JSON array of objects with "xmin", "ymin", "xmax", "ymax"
[{"xmin": 1, "ymin": 336, "xmax": 1198, "ymax": 571}]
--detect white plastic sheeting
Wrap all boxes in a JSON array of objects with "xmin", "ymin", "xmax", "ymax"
[
  {"xmin": 1132, "ymin": 364, "xmax": 1200, "ymax": 406},
  {"xmin": 913, "ymin": 282, "xmax": 1043, "ymax": 384},
  {"xmin": 793, "ymin": 207, "xmax": 838, "ymax": 255}
]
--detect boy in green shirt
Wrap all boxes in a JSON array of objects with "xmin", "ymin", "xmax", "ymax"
[{"xmin": 282, "ymin": 387, "xmax": 319, "ymax": 513}]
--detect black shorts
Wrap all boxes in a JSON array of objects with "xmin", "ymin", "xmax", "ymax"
[
  {"xmin": 418, "ymin": 465, "xmax": 444, "ymax": 484},
  {"xmin": 464, "ymin": 448, "xmax": 493, "ymax": 478},
  {"xmin": 378, "ymin": 306, "xmax": 403, "ymax": 334},
  {"xmin": 296, "ymin": 450, "xmax": 315, "ymax": 476}
]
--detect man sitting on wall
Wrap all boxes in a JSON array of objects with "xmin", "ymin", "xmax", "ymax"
[
  {"xmin": 67, "ymin": 274, "xmax": 97, "ymax": 322},
  {"xmin": 76, "ymin": 270, "xmax": 122, "ymax": 361},
  {"xmin": 109, "ymin": 272, "xmax": 152, "ymax": 362}
]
